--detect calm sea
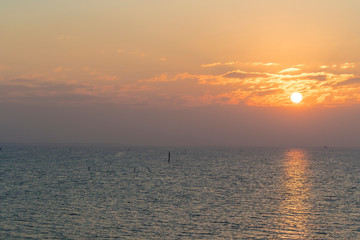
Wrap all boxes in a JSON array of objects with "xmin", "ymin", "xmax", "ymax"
[{"xmin": 1, "ymin": 145, "xmax": 359, "ymax": 239}]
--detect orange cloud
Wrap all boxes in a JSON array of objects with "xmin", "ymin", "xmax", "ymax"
[
  {"xmin": 223, "ymin": 71, "xmax": 268, "ymax": 79},
  {"xmin": 201, "ymin": 61, "xmax": 237, "ymax": 68},
  {"xmin": 320, "ymin": 65, "xmax": 329, "ymax": 69},
  {"xmin": 340, "ymin": 62, "xmax": 356, "ymax": 69},
  {"xmin": 252, "ymin": 62, "xmax": 280, "ymax": 66},
  {"xmin": 201, "ymin": 62, "xmax": 222, "ymax": 68},
  {"xmin": 2, "ymin": 62, "xmax": 360, "ymax": 108},
  {"xmin": 279, "ymin": 67, "xmax": 301, "ymax": 74},
  {"xmin": 137, "ymin": 66, "xmax": 360, "ymax": 108}
]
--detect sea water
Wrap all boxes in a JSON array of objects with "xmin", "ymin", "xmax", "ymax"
[{"xmin": 1, "ymin": 145, "xmax": 359, "ymax": 239}]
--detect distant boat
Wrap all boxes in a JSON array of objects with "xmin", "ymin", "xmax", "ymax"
[{"xmin": 323, "ymin": 146, "xmax": 329, "ymax": 149}]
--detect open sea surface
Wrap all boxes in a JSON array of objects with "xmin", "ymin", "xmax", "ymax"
[{"xmin": 1, "ymin": 144, "xmax": 359, "ymax": 239}]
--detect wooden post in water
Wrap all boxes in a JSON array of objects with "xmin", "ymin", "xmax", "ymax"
[{"xmin": 168, "ymin": 151, "xmax": 171, "ymax": 163}]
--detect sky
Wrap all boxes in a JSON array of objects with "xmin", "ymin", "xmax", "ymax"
[{"xmin": 1, "ymin": 0, "xmax": 360, "ymax": 147}]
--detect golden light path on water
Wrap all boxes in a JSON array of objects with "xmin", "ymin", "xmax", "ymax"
[{"xmin": 276, "ymin": 149, "xmax": 312, "ymax": 238}]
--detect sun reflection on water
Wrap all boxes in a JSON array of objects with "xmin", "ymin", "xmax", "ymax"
[{"xmin": 276, "ymin": 149, "xmax": 312, "ymax": 239}]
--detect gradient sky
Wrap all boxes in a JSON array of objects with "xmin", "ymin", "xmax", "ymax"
[{"xmin": 1, "ymin": 0, "xmax": 360, "ymax": 146}]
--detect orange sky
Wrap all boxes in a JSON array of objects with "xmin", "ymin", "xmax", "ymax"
[{"xmin": 1, "ymin": 1, "xmax": 360, "ymax": 146}]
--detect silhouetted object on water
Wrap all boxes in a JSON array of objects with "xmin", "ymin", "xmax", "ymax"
[
  {"xmin": 168, "ymin": 151, "xmax": 171, "ymax": 163},
  {"xmin": 88, "ymin": 166, "xmax": 90, "ymax": 171}
]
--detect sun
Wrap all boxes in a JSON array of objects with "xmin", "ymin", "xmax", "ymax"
[{"xmin": 291, "ymin": 92, "xmax": 303, "ymax": 103}]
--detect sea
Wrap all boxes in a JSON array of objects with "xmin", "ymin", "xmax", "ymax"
[{"xmin": 1, "ymin": 144, "xmax": 359, "ymax": 239}]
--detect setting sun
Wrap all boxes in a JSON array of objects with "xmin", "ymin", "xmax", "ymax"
[{"xmin": 291, "ymin": 92, "xmax": 303, "ymax": 103}]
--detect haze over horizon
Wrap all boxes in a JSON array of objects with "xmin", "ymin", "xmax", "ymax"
[{"xmin": 1, "ymin": 1, "xmax": 360, "ymax": 147}]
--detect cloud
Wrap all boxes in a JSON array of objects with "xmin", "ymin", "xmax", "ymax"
[
  {"xmin": 140, "ymin": 73, "xmax": 173, "ymax": 83},
  {"xmin": 53, "ymin": 67, "xmax": 64, "ymax": 72},
  {"xmin": 81, "ymin": 66, "xmax": 120, "ymax": 82},
  {"xmin": 201, "ymin": 61, "xmax": 237, "ymax": 68},
  {"xmin": 279, "ymin": 67, "xmax": 301, "ymax": 73},
  {"xmin": 318, "ymin": 63, "xmax": 357, "ymax": 70},
  {"xmin": 335, "ymin": 77, "xmax": 360, "ymax": 86},
  {"xmin": 252, "ymin": 89, "xmax": 284, "ymax": 97},
  {"xmin": 201, "ymin": 62, "xmax": 222, "ymax": 68},
  {"xmin": 252, "ymin": 62, "xmax": 280, "ymax": 66},
  {"xmin": 340, "ymin": 62, "xmax": 356, "ymax": 69},
  {"xmin": 300, "ymin": 74, "xmax": 327, "ymax": 81},
  {"xmin": 140, "ymin": 73, "xmax": 195, "ymax": 83},
  {"xmin": 223, "ymin": 71, "xmax": 267, "ymax": 79},
  {"xmin": 179, "ymin": 67, "xmax": 360, "ymax": 107},
  {"xmin": 3, "ymin": 62, "xmax": 360, "ymax": 108},
  {"xmin": 0, "ymin": 76, "xmax": 108, "ymax": 105}
]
